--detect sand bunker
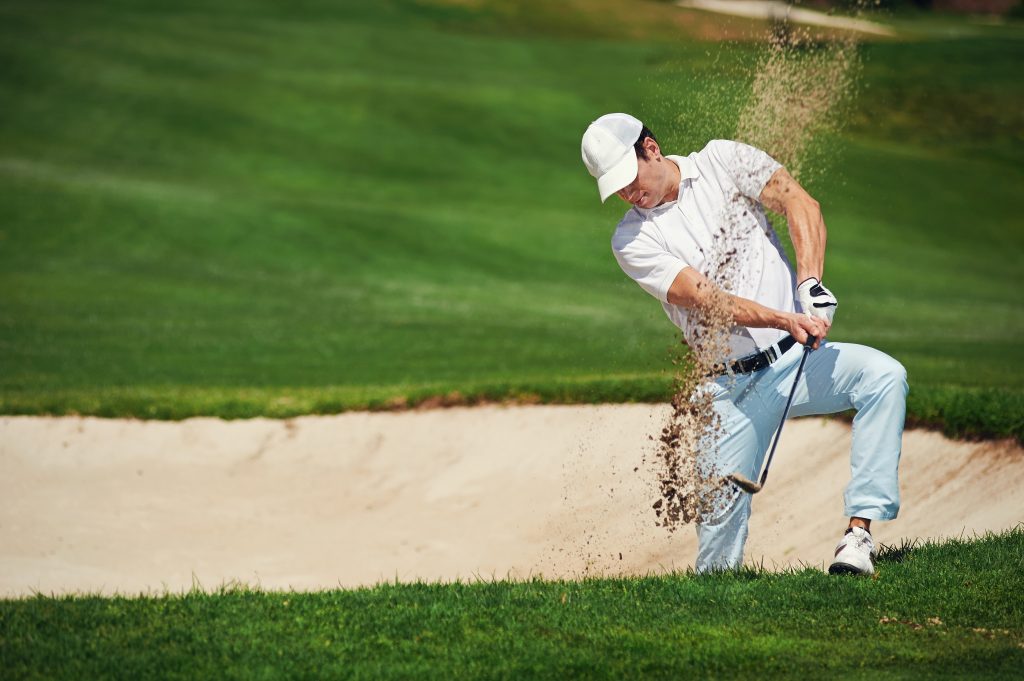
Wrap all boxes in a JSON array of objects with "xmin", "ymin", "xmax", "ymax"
[
  {"xmin": 1, "ymin": 406, "xmax": 1022, "ymax": 596},
  {"xmin": 677, "ymin": 0, "xmax": 896, "ymax": 37}
]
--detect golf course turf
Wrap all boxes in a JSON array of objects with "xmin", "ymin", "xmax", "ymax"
[
  {"xmin": 0, "ymin": 0, "xmax": 1022, "ymax": 438},
  {"xmin": 2, "ymin": 528, "xmax": 1022, "ymax": 679},
  {"xmin": 1, "ymin": 2, "xmax": 1022, "ymax": 677}
]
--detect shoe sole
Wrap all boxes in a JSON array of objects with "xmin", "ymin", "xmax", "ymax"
[{"xmin": 828, "ymin": 562, "xmax": 872, "ymax": 576}]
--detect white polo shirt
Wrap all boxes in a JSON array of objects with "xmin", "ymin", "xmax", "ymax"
[{"xmin": 611, "ymin": 140, "xmax": 797, "ymax": 359}]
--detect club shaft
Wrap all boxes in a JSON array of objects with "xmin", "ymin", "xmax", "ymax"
[{"xmin": 758, "ymin": 342, "xmax": 813, "ymax": 486}]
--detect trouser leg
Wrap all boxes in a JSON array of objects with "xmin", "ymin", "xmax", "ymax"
[
  {"xmin": 696, "ymin": 491, "xmax": 751, "ymax": 573},
  {"xmin": 786, "ymin": 342, "xmax": 908, "ymax": 520},
  {"xmin": 694, "ymin": 340, "xmax": 907, "ymax": 572},
  {"xmin": 693, "ymin": 374, "xmax": 776, "ymax": 572}
]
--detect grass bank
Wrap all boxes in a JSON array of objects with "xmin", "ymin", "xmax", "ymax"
[
  {"xmin": 1, "ymin": 1, "xmax": 1021, "ymax": 438},
  {"xmin": 2, "ymin": 528, "xmax": 1022, "ymax": 679},
  {"xmin": 1, "ymin": 380, "xmax": 1021, "ymax": 443}
]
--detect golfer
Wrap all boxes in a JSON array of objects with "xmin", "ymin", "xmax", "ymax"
[{"xmin": 581, "ymin": 113, "xmax": 908, "ymax": 575}]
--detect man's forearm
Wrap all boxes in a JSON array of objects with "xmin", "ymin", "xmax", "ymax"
[
  {"xmin": 728, "ymin": 293, "xmax": 787, "ymax": 330},
  {"xmin": 668, "ymin": 267, "xmax": 787, "ymax": 330},
  {"xmin": 760, "ymin": 168, "xmax": 826, "ymax": 283},
  {"xmin": 787, "ymin": 198, "xmax": 826, "ymax": 283}
]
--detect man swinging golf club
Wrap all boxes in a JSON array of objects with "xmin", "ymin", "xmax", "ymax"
[{"xmin": 581, "ymin": 113, "xmax": 908, "ymax": 575}]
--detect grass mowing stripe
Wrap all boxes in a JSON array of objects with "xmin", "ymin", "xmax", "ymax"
[{"xmin": 2, "ymin": 529, "xmax": 1022, "ymax": 679}]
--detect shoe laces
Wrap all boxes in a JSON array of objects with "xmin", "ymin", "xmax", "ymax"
[{"xmin": 845, "ymin": 527, "xmax": 875, "ymax": 555}]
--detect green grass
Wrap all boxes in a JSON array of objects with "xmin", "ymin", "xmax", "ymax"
[
  {"xmin": 879, "ymin": 6, "xmax": 1024, "ymax": 41},
  {"xmin": 2, "ymin": 528, "xmax": 1023, "ymax": 680},
  {"xmin": 0, "ymin": 0, "xmax": 1022, "ymax": 438}
]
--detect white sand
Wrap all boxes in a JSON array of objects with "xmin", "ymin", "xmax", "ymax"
[
  {"xmin": 677, "ymin": 0, "xmax": 897, "ymax": 37},
  {"xmin": 2, "ymin": 405, "xmax": 1021, "ymax": 596}
]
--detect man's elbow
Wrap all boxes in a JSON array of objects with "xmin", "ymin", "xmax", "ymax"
[
  {"xmin": 786, "ymin": 195, "xmax": 822, "ymax": 226},
  {"xmin": 666, "ymin": 272, "xmax": 699, "ymax": 308},
  {"xmin": 789, "ymin": 192, "xmax": 819, "ymax": 213},
  {"xmin": 667, "ymin": 272, "xmax": 716, "ymax": 310},
  {"xmin": 665, "ymin": 286, "xmax": 690, "ymax": 307}
]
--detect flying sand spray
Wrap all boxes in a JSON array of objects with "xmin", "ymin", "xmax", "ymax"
[{"xmin": 647, "ymin": 18, "xmax": 862, "ymax": 528}]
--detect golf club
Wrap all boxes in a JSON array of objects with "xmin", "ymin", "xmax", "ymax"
[{"xmin": 727, "ymin": 334, "xmax": 816, "ymax": 494}]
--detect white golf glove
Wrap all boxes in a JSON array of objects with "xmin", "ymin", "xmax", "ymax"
[{"xmin": 797, "ymin": 277, "xmax": 838, "ymax": 323}]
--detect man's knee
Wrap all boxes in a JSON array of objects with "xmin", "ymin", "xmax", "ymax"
[{"xmin": 865, "ymin": 352, "xmax": 908, "ymax": 395}]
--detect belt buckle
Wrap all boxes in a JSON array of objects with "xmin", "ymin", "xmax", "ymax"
[{"xmin": 739, "ymin": 352, "xmax": 756, "ymax": 374}]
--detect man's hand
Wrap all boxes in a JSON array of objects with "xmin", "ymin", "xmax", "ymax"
[
  {"xmin": 781, "ymin": 312, "xmax": 829, "ymax": 349},
  {"xmin": 797, "ymin": 277, "xmax": 838, "ymax": 323}
]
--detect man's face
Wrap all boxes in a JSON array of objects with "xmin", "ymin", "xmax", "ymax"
[{"xmin": 615, "ymin": 139, "xmax": 676, "ymax": 210}]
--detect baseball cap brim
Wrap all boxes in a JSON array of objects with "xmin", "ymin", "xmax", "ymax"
[{"xmin": 596, "ymin": 151, "xmax": 638, "ymax": 203}]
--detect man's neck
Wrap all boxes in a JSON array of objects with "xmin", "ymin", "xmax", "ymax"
[{"xmin": 660, "ymin": 158, "xmax": 682, "ymax": 205}]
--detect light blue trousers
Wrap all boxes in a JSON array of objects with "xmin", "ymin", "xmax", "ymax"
[{"xmin": 695, "ymin": 340, "xmax": 908, "ymax": 573}]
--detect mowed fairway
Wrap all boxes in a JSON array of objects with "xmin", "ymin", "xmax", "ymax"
[{"xmin": 1, "ymin": 1, "xmax": 1022, "ymax": 436}]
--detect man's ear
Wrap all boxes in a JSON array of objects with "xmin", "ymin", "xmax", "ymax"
[{"xmin": 644, "ymin": 136, "xmax": 662, "ymax": 160}]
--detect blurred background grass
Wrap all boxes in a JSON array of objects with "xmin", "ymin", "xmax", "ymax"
[{"xmin": 0, "ymin": 0, "xmax": 1021, "ymax": 437}]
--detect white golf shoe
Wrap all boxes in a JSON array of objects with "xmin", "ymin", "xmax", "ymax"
[{"xmin": 828, "ymin": 526, "xmax": 877, "ymax": 575}]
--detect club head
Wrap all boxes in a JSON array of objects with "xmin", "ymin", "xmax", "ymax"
[{"xmin": 727, "ymin": 472, "xmax": 762, "ymax": 494}]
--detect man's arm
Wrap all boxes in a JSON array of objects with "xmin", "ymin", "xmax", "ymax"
[
  {"xmin": 759, "ymin": 167, "xmax": 825, "ymax": 284},
  {"xmin": 666, "ymin": 266, "xmax": 828, "ymax": 348}
]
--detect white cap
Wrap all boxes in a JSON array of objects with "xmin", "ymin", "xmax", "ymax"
[{"xmin": 581, "ymin": 113, "xmax": 643, "ymax": 203}]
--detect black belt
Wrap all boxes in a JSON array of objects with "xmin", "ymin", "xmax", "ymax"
[{"xmin": 710, "ymin": 335, "xmax": 796, "ymax": 377}]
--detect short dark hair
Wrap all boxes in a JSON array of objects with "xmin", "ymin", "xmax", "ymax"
[{"xmin": 634, "ymin": 126, "xmax": 658, "ymax": 160}]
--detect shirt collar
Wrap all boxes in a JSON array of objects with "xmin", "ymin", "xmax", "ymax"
[{"xmin": 633, "ymin": 154, "xmax": 700, "ymax": 218}]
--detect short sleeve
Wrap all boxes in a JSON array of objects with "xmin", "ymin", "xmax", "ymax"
[
  {"xmin": 703, "ymin": 140, "xmax": 782, "ymax": 202},
  {"xmin": 611, "ymin": 225, "xmax": 689, "ymax": 304}
]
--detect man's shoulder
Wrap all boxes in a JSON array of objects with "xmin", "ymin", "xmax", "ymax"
[
  {"xmin": 696, "ymin": 139, "xmax": 777, "ymax": 167},
  {"xmin": 610, "ymin": 207, "xmax": 649, "ymax": 249},
  {"xmin": 667, "ymin": 141, "xmax": 740, "ymax": 181},
  {"xmin": 691, "ymin": 139, "xmax": 781, "ymax": 193},
  {"xmin": 695, "ymin": 139, "xmax": 751, "ymax": 161}
]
